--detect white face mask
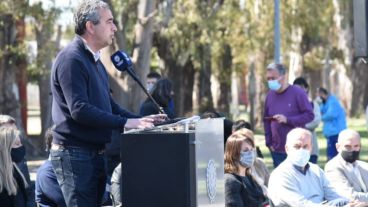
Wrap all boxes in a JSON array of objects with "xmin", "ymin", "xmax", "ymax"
[
  {"xmin": 147, "ymin": 83, "xmax": 154, "ymax": 92},
  {"xmin": 287, "ymin": 148, "xmax": 310, "ymax": 167}
]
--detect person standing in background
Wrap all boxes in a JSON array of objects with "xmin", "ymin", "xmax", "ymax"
[
  {"xmin": 293, "ymin": 77, "xmax": 321, "ymax": 164},
  {"xmin": 317, "ymin": 87, "xmax": 347, "ymax": 160},
  {"xmin": 264, "ymin": 63, "xmax": 314, "ymax": 167}
]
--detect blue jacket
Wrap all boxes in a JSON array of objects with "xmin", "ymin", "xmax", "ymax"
[
  {"xmin": 51, "ymin": 36, "xmax": 140, "ymax": 149},
  {"xmin": 320, "ymin": 95, "xmax": 347, "ymax": 137}
]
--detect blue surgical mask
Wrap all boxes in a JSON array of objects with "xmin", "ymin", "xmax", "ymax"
[
  {"xmin": 268, "ymin": 79, "xmax": 282, "ymax": 91},
  {"xmin": 287, "ymin": 148, "xmax": 310, "ymax": 167},
  {"xmin": 239, "ymin": 150, "xmax": 255, "ymax": 167}
]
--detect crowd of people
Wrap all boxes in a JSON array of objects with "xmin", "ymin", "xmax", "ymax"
[{"xmin": 0, "ymin": 0, "xmax": 367, "ymax": 207}]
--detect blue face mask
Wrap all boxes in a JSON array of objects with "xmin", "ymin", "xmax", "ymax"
[
  {"xmin": 268, "ymin": 79, "xmax": 282, "ymax": 91},
  {"xmin": 239, "ymin": 150, "xmax": 255, "ymax": 167}
]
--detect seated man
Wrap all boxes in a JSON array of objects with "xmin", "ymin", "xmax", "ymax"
[
  {"xmin": 325, "ymin": 129, "xmax": 368, "ymax": 202},
  {"xmin": 35, "ymin": 127, "xmax": 66, "ymax": 207},
  {"xmin": 268, "ymin": 128, "xmax": 352, "ymax": 206}
]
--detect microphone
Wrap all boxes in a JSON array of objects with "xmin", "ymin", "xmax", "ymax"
[{"xmin": 111, "ymin": 50, "xmax": 166, "ymax": 115}]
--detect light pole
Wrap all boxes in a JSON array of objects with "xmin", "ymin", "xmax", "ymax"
[{"xmin": 274, "ymin": 0, "xmax": 281, "ymax": 63}]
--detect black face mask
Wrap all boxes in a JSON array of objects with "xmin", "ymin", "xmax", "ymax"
[
  {"xmin": 341, "ymin": 150, "xmax": 360, "ymax": 163},
  {"xmin": 321, "ymin": 96, "xmax": 327, "ymax": 104},
  {"xmin": 11, "ymin": 146, "xmax": 26, "ymax": 163}
]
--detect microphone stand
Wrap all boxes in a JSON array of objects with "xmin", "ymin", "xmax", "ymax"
[{"xmin": 125, "ymin": 67, "xmax": 166, "ymax": 115}]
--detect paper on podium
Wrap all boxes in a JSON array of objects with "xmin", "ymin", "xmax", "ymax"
[{"xmin": 124, "ymin": 115, "xmax": 201, "ymax": 134}]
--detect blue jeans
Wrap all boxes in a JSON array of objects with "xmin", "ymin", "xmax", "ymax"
[
  {"xmin": 327, "ymin": 135, "xmax": 339, "ymax": 161},
  {"xmin": 309, "ymin": 155, "xmax": 318, "ymax": 164},
  {"xmin": 270, "ymin": 151, "xmax": 287, "ymax": 168},
  {"xmin": 50, "ymin": 146, "xmax": 106, "ymax": 207}
]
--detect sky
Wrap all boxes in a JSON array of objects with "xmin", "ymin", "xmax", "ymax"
[{"xmin": 29, "ymin": 0, "xmax": 80, "ymax": 27}]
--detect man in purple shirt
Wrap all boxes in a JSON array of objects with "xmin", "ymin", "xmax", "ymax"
[{"xmin": 264, "ymin": 63, "xmax": 314, "ymax": 167}]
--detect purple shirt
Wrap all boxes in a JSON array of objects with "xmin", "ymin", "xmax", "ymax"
[{"xmin": 264, "ymin": 85, "xmax": 314, "ymax": 152}]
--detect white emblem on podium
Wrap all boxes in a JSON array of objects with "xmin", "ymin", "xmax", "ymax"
[{"xmin": 206, "ymin": 159, "xmax": 217, "ymax": 203}]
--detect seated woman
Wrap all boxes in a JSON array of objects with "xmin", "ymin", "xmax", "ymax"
[
  {"xmin": 232, "ymin": 128, "xmax": 270, "ymax": 196},
  {"xmin": 225, "ymin": 129, "xmax": 267, "ymax": 207},
  {"xmin": 0, "ymin": 122, "xmax": 28, "ymax": 207},
  {"xmin": 140, "ymin": 78, "xmax": 175, "ymax": 119}
]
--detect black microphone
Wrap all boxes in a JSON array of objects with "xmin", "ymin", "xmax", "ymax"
[{"xmin": 111, "ymin": 50, "xmax": 166, "ymax": 115}]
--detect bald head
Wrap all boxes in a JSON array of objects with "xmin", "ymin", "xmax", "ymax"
[
  {"xmin": 336, "ymin": 129, "xmax": 361, "ymax": 153},
  {"xmin": 285, "ymin": 128, "xmax": 312, "ymax": 154}
]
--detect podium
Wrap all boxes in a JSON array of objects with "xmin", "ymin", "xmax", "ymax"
[{"xmin": 120, "ymin": 119, "xmax": 225, "ymax": 207}]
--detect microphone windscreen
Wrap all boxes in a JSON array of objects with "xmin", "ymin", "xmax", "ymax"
[{"xmin": 111, "ymin": 50, "xmax": 133, "ymax": 72}]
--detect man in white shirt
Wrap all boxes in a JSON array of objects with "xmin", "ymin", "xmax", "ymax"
[
  {"xmin": 325, "ymin": 129, "xmax": 368, "ymax": 202},
  {"xmin": 268, "ymin": 128, "xmax": 355, "ymax": 207}
]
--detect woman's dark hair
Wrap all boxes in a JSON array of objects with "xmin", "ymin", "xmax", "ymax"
[
  {"xmin": 293, "ymin": 77, "xmax": 309, "ymax": 89},
  {"xmin": 232, "ymin": 120, "xmax": 252, "ymax": 132},
  {"xmin": 318, "ymin": 87, "xmax": 329, "ymax": 95},
  {"xmin": 149, "ymin": 79, "xmax": 172, "ymax": 107}
]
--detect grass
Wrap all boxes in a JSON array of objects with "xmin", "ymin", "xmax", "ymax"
[{"xmin": 254, "ymin": 117, "xmax": 368, "ymax": 172}]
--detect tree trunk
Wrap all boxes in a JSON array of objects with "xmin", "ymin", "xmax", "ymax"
[
  {"xmin": 153, "ymin": 32, "xmax": 195, "ymax": 116},
  {"xmin": 103, "ymin": 1, "xmax": 139, "ymax": 109},
  {"xmin": 216, "ymin": 44, "xmax": 232, "ymax": 115},
  {"xmin": 15, "ymin": 18, "xmax": 28, "ymax": 133},
  {"xmin": 0, "ymin": 14, "xmax": 20, "ymax": 119},
  {"xmin": 351, "ymin": 60, "xmax": 368, "ymax": 116},
  {"xmin": 127, "ymin": 0, "xmax": 156, "ymax": 112},
  {"xmin": 194, "ymin": 43, "xmax": 214, "ymax": 113},
  {"xmin": 332, "ymin": 0, "xmax": 354, "ymax": 115},
  {"xmin": 34, "ymin": 19, "xmax": 61, "ymax": 152}
]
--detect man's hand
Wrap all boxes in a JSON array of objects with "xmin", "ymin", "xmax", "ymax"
[
  {"xmin": 144, "ymin": 114, "xmax": 168, "ymax": 124},
  {"xmin": 125, "ymin": 118, "xmax": 154, "ymax": 129},
  {"xmin": 346, "ymin": 200, "xmax": 368, "ymax": 207},
  {"xmin": 273, "ymin": 114, "xmax": 287, "ymax": 124}
]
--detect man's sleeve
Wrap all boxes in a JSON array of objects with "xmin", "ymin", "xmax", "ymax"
[
  {"xmin": 268, "ymin": 169, "xmax": 325, "ymax": 207},
  {"xmin": 320, "ymin": 167, "xmax": 350, "ymax": 204},
  {"xmin": 57, "ymin": 58, "xmax": 126, "ymax": 129},
  {"xmin": 287, "ymin": 91, "xmax": 314, "ymax": 127},
  {"xmin": 263, "ymin": 95, "xmax": 272, "ymax": 148},
  {"xmin": 325, "ymin": 161, "xmax": 368, "ymax": 202},
  {"xmin": 305, "ymin": 102, "xmax": 321, "ymax": 130}
]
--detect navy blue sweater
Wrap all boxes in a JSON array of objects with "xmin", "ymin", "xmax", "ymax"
[{"xmin": 51, "ymin": 36, "xmax": 140, "ymax": 149}]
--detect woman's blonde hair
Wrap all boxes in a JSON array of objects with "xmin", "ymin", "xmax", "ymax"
[
  {"xmin": 224, "ymin": 128, "xmax": 255, "ymax": 175},
  {"xmin": 0, "ymin": 125, "xmax": 27, "ymax": 195}
]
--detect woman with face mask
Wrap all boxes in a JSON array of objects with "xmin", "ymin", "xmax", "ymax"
[
  {"xmin": 232, "ymin": 129, "xmax": 270, "ymax": 196},
  {"xmin": 0, "ymin": 123, "xmax": 29, "ymax": 207},
  {"xmin": 140, "ymin": 78, "xmax": 175, "ymax": 119},
  {"xmin": 224, "ymin": 129, "xmax": 268, "ymax": 207}
]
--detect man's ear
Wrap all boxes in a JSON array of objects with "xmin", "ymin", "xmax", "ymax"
[
  {"xmin": 336, "ymin": 143, "xmax": 341, "ymax": 153},
  {"xmin": 85, "ymin": 21, "xmax": 95, "ymax": 35},
  {"xmin": 285, "ymin": 145, "xmax": 289, "ymax": 154}
]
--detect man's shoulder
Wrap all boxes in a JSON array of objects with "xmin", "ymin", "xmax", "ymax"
[
  {"xmin": 288, "ymin": 85, "xmax": 308, "ymax": 96},
  {"xmin": 55, "ymin": 37, "xmax": 86, "ymax": 64},
  {"xmin": 270, "ymin": 161, "xmax": 291, "ymax": 177},
  {"xmin": 357, "ymin": 160, "xmax": 368, "ymax": 169},
  {"xmin": 308, "ymin": 162, "xmax": 324, "ymax": 174},
  {"xmin": 325, "ymin": 156, "xmax": 341, "ymax": 170}
]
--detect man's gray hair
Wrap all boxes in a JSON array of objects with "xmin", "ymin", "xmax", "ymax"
[
  {"xmin": 267, "ymin": 63, "xmax": 286, "ymax": 75},
  {"xmin": 286, "ymin": 128, "xmax": 312, "ymax": 147},
  {"xmin": 338, "ymin": 129, "xmax": 360, "ymax": 143},
  {"xmin": 74, "ymin": 0, "xmax": 110, "ymax": 35}
]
